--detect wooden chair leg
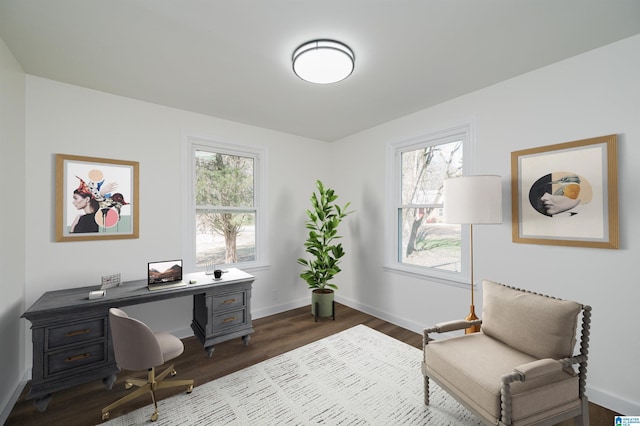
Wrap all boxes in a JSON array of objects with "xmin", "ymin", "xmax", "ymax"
[
  {"xmin": 424, "ymin": 374, "xmax": 430, "ymax": 405},
  {"xmin": 574, "ymin": 397, "xmax": 590, "ymax": 426}
]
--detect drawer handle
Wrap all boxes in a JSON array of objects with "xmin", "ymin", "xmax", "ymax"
[
  {"xmin": 223, "ymin": 317, "xmax": 237, "ymax": 323},
  {"xmin": 223, "ymin": 299, "xmax": 236, "ymax": 304},
  {"xmin": 65, "ymin": 353, "xmax": 91, "ymax": 362},
  {"xmin": 64, "ymin": 328, "xmax": 90, "ymax": 337}
]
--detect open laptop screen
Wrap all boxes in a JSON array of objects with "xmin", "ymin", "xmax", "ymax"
[{"xmin": 148, "ymin": 260, "xmax": 183, "ymax": 285}]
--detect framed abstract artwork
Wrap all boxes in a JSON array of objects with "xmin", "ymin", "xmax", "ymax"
[
  {"xmin": 511, "ymin": 134, "xmax": 618, "ymax": 249},
  {"xmin": 55, "ymin": 154, "xmax": 139, "ymax": 242}
]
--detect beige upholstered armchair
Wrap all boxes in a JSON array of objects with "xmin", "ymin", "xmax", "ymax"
[{"xmin": 422, "ymin": 280, "xmax": 591, "ymax": 426}]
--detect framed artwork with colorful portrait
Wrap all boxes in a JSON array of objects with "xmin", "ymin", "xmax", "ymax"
[
  {"xmin": 55, "ymin": 154, "xmax": 139, "ymax": 242},
  {"xmin": 511, "ymin": 135, "xmax": 618, "ymax": 249}
]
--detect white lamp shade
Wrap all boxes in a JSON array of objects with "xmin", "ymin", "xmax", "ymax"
[{"xmin": 443, "ymin": 175, "xmax": 503, "ymax": 224}]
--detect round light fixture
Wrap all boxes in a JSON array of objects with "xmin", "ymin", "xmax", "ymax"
[{"xmin": 292, "ymin": 39, "xmax": 355, "ymax": 84}]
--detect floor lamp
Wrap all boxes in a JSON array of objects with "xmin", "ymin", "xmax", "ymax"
[{"xmin": 443, "ymin": 175, "xmax": 502, "ymax": 334}]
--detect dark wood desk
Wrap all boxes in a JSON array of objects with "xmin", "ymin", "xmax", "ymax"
[{"xmin": 22, "ymin": 268, "xmax": 254, "ymax": 411}]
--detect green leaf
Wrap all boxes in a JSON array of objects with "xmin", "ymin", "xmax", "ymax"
[{"xmin": 297, "ymin": 180, "xmax": 355, "ymax": 292}]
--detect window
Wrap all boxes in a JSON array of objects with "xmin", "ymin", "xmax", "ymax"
[
  {"xmin": 184, "ymin": 136, "xmax": 267, "ymax": 271},
  {"xmin": 386, "ymin": 124, "xmax": 471, "ymax": 283}
]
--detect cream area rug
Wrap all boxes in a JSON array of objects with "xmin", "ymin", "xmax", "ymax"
[{"xmin": 102, "ymin": 324, "xmax": 481, "ymax": 425}]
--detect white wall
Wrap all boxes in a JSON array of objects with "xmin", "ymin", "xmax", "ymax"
[
  {"xmin": 0, "ymin": 36, "xmax": 26, "ymax": 423},
  {"xmin": 332, "ymin": 35, "xmax": 640, "ymax": 415},
  {"xmin": 5, "ymin": 32, "xmax": 639, "ymax": 418},
  {"xmin": 22, "ymin": 75, "xmax": 327, "ymax": 361}
]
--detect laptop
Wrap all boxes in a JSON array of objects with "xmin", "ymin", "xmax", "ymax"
[{"xmin": 147, "ymin": 259, "xmax": 187, "ymax": 291}]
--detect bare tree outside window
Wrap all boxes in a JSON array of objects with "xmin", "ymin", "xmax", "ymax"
[
  {"xmin": 195, "ymin": 150, "xmax": 256, "ymax": 265},
  {"xmin": 399, "ymin": 140, "xmax": 463, "ymax": 271}
]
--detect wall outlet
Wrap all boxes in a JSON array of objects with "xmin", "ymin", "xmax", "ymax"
[{"xmin": 101, "ymin": 273, "xmax": 121, "ymax": 289}]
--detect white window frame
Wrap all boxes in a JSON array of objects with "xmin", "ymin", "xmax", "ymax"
[
  {"xmin": 182, "ymin": 134, "xmax": 269, "ymax": 273},
  {"xmin": 384, "ymin": 123, "xmax": 474, "ymax": 286}
]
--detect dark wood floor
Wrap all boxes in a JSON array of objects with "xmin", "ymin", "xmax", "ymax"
[{"xmin": 6, "ymin": 303, "xmax": 618, "ymax": 425}]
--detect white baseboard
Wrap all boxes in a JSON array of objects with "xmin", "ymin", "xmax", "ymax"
[
  {"xmin": 587, "ymin": 385, "xmax": 640, "ymax": 416},
  {"xmin": 334, "ymin": 294, "xmax": 425, "ymax": 335},
  {"xmin": 170, "ymin": 298, "xmax": 310, "ymax": 340},
  {"xmin": 11, "ymin": 298, "xmax": 633, "ymax": 421},
  {"xmin": 173, "ymin": 326, "xmax": 195, "ymax": 339},
  {"xmin": 334, "ymin": 294, "xmax": 640, "ymax": 416},
  {"xmin": 252, "ymin": 298, "xmax": 308, "ymax": 320},
  {"xmin": 1, "ymin": 371, "xmax": 29, "ymax": 425}
]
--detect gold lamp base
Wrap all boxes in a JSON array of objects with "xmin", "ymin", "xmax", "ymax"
[{"xmin": 465, "ymin": 305, "xmax": 481, "ymax": 334}]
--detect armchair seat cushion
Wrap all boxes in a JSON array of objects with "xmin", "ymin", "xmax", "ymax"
[{"xmin": 425, "ymin": 332, "xmax": 579, "ymax": 423}]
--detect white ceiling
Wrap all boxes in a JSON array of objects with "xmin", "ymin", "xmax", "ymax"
[{"xmin": 1, "ymin": 1, "xmax": 639, "ymax": 142}]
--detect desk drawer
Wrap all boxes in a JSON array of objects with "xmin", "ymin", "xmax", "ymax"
[
  {"xmin": 46, "ymin": 342, "xmax": 107, "ymax": 377},
  {"xmin": 212, "ymin": 292, "xmax": 245, "ymax": 310},
  {"xmin": 212, "ymin": 309, "xmax": 246, "ymax": 331},
  {"xmin": 46, "ymin": 318, "xmax": 106, "ymax": 350}
]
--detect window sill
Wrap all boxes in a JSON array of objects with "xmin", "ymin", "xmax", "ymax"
[
  {"xmin": 382, "ymin": 263, "xmax": 473, "ymax": 290},
  {"xmin": 194, "ymin": 261, "xmax": 270, "ymax": 275}
]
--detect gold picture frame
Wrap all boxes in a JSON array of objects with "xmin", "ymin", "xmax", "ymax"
[
  {"xmin": 55, "ymin": 154, "xmax": 139, "ymax": 242},
  {"xmin": 511, "ymin": 134, "xmax": 618, "ymax": 249}
]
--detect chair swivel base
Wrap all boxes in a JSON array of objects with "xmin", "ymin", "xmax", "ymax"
[{"xmin": 101, "ymin": 364, "xmax": 194, "ymax": 422}]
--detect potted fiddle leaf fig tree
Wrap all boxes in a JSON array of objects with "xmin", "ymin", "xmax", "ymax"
[{"xmin": 297, "ymin": 180, "xmax": 353, "ymax": 319}]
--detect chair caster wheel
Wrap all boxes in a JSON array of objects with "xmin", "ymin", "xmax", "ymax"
[
  {"xmin": 102, "ymin": 412, "xmax": 110, "ymax": 420},
  {"xmin": 187, "ymin": 384, "xmax": 193, "ymax": 393},
  {"xmin": 124, "ymin": 382, "xmax": 133, "ymax": 390},
  {"xmin": 170, "ymin": 368, "xmax": 177, "ymax": 377},
  {"xmin": 151, "ymin": 412, "xmax": 159, "ymax": 422}
]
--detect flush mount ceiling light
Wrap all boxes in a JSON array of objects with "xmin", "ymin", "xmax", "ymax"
[{"xmin": 292, "ymin": 39, "xmax": 355, "ymax": 84}]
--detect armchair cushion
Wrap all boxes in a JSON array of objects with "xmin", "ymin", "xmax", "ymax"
[
  {"xmin": 425, "ymin": 333, "xmax": 579, "ymax": 423},
  {"xmin": 514, "ymin": 358, "xmax": 563, "ymax": 381},
  {"xmin": 481, "ymin": 280, "xmax": 581, "ymax": 360},
  {"xmin": 434, "ymin": 319, "xmax": 472, "ymax": 333}
]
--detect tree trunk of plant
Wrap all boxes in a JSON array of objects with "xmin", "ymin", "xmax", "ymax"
[
  {"xmin": 224, "ymin": 224, "xmax": 237, "ymax": 263},
  {"xmin": 406, "ymin": 211, "xmax": 425, "ymax": 257}
]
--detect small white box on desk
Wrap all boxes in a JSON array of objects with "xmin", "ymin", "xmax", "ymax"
[{"xmin": 89, "ymin": 290, "xmax": 105, "ymax": 300}]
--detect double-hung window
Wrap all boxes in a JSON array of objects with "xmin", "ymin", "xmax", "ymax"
[
  {"xmin": 386, "ymin": 124, "xmax": 471, "ymax": 284},
  {"xmin": 184, "ymin": 136, "xmax": 267, "ymax": 271}
]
